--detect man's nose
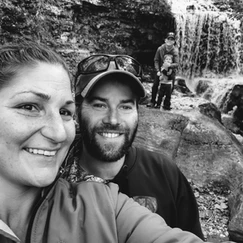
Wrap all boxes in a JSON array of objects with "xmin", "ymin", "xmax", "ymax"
[
  {"xmin": 102, "ymin": 108, "xmax": 121, "ymax": 125},
  {"xmin": 107, "ymin": 60, "xmax": 117, "ymax": 70}
]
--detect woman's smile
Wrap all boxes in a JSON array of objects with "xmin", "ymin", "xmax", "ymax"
[{"xmin": 24, "ymin": 147, "xmax": 57, "ymax": 156}]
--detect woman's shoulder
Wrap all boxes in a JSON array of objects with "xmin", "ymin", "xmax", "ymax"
[
  {"xmin": 55, "ymin": 178, "xmax": 120, "ymax": 205},
  {"xmin": 57, "ymin": 178, "xmax": 118, "ymax": 192}
]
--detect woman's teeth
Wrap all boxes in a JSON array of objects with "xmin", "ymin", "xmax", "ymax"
[{"xmin": 25, "ymin": 148, "xmax": 57, "ymax": 156}]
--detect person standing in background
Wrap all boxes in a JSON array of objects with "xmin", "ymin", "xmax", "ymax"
[
  {"xmin": 155, "ymin": 54, "xmax": 174, "ymax": 109},
  {"xmin": 147, "ymin": 32, "xmax": 179, "ymax": 109}
]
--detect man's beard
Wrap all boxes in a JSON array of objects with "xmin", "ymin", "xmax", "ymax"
[{"xmin": 79, "ymin": 117, "xmax": 138, "ymax": 162}]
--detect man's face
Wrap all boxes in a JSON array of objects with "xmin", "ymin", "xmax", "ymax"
[
  {"xmin": 165, "ymin": 38, "xmax": 175, "ymax": 47},
  {"xmin": 79, "ymin": 78, "xmax": 138, "ymax": 162}
]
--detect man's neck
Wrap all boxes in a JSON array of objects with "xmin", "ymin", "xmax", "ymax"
[
  {"xmin": 165, "ymin": 44, "xmax": 173, "ymax": 51},
  {"xmin": 79, "ymin": 147, "xmax": 125, "ymax": 180}
]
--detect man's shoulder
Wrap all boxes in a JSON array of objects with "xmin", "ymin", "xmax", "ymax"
[
  {"xmin": 158, "ymin": 44, "xmax": 166, "ymax": 51},
  {"xmin": 131, "ymin": 146, "xmax": 177, "ymax": 168},
  {"xmin": 133, "ymin": 145, "xmax": 169, "ymax": 157},
  {"xmin": 172, "ymin": 46, "xmax": 179, "ymax": 54},
  {"xmin": 129, "ymin": 147, "xmax": 186, "ymax": 187}
]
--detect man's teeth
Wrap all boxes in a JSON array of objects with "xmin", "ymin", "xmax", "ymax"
[
  {"xmin": 101, "ymin": 132, "xmax": 120, "ymax": 138},
  {"xmin": 26, "ymin": 148, "xmax": 57, "ymax": 156}
]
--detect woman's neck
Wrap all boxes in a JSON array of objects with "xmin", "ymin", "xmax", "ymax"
[{"xmin": 0, "ymin": 182, "xmax": 41, "ymax": 242}]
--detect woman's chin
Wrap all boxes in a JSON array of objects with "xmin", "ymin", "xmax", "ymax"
[{"xmin": 33, "ymin": 173, "xmax": 58, "ymax": 188}]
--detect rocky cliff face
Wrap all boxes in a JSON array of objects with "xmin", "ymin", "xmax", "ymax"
[
  {"xmin": 1, "ymin": 0, "xmax": 175, "ymax": 74},
  {"xmin": 2, "ymin": 0, "xmax": 242, "ymax": 78}
]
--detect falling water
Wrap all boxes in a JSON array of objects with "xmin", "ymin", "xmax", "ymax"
[{"xmin": 168, "ymin": 0, "xmax": 241, "ymax": 79}]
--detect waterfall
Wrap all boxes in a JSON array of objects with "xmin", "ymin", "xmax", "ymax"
[{"xmin": 168, "ymin": 0, "xmax": 241, "ymax": 79}]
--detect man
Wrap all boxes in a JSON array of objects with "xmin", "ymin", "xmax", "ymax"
[
  {"xmin": 65, "ymin": 54, "xmax": 204, "ymax": 240},
  {"xmin": 147, "ymin": 32, "xmax": 179, "ymax": 109}
]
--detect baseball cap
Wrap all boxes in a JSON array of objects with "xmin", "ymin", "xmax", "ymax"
[
  {"xmin": 74, "ymin": 54, "xmax": 146, "ymax": 99},
  {"xmin": 166, "ymin": 32, "xmax": 176, "ymax": 40}
]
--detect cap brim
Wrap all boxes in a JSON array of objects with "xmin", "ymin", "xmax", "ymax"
[{"xmin": 76, "ymin": 70, "xmax": 146, "ymax": 98}]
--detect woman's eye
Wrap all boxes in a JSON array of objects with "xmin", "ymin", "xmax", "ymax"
[
  {"xmin": 60, "ymin": 109, "xmax": 73, "ymax": 117},
  {"xmin": 19, "ymin": 104, "xmax": 38, "ymax": 111}
]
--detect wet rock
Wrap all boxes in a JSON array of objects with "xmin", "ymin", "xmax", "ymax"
[
  {"xmin": 195, "ymin": 79, "xmax": 212, "ymax": 95},
  {"xmin": 217, "ymin": 84, "xmax": 243, "ymax": 114},
  {"xmin": 232, "ymin": 107, "xmax": 243, "ymax": 135},
  {"xmin": 174, "ymin": 77, "xmax": 192, "ymax": 94},
  {"xmin": 135, "ymin": 107, "xmax": 188, "ymax": 158},
  {"xmin": 198, "ymin": 102, "xmax": 222, "ymax": 123},
  {"xmin": 212, "ymin": 82, "xmax": 243, "ymax": 136},
  {"xmin": 222, "ymin": 113, "xmax": 242, "ymax": 135}
]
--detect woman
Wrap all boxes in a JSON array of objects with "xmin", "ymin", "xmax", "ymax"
[{"xmin": 0, "ymin": 41, "xmax": 205, "ymax": 243}]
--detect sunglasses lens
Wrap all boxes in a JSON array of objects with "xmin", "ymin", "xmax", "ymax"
[
  {"xmin": 116, "ymin": 56, "xmax": 141, "ymax": 77},
  {"xmin": 77, "ymin": 55, "xmax": 142, "ymax": 78},
  {"xmin": 78, "ymin": 55, "xmax": 110, "ymax": 74}
]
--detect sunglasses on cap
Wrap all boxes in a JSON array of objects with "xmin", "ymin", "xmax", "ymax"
[
  {"xmin": 76, "ymin": 54, "xmax": 143, "ymax": 78},
  {"xmin": 74, "ymin": 54, "xmax": 146, "ymax": 99}
]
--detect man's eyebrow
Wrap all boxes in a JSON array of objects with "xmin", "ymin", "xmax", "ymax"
[
  {"xmin": 88, "ymin": 96, "xmax": 135, "ymax": 104},
  {"xmin": 120, "ymin": 98, "xmax": 136, "ymax": 104},
  {"xmin": 88, "ymin": 96, "xmax": 107, "ymax": 102}
]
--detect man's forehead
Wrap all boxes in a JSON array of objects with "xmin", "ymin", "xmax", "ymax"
[{"xmin": 91, "ymin": 78, "xmax": 135, "ymax": 94}]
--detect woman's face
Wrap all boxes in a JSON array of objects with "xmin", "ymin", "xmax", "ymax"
[{"xmin": 0, "ymin": 62, "xmax": 75, "ymax": 189}]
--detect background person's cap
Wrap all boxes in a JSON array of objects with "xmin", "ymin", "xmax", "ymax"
[
  {"xmin": 166, "ymin": 32, "xmax": 176, "ymax": 40},
  {"xmin": 75, "ymin": 70, "xmax": 146, "ymax": 99}
]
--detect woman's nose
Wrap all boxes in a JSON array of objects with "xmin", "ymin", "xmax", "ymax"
[{"xmin": 41, "ymin": 113, "xmax": 68, "ymax": 143}]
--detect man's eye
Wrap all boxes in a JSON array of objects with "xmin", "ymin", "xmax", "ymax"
[
  {"xmin": 93, "ymin": 103, "xmax": 107, "ymax": 109},
  {"xmin": 121, "ymin": 105, "xmax": 132, "ymax": 110},
  {"xmin": 120, "ymin": 105, "xmax": 135, "ymax": 112}
]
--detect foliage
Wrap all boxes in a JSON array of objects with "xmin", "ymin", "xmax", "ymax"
[
  {"xmin": 213, "ymin": 0, "xmax": 243, "ymax": 19},
  {"xmin": 98, "ymin": 0, "xmax": 172, "ymax": 15},
  {"xmin": 190, "ymin": 179, "xmax": 230, "ymax": 242}
]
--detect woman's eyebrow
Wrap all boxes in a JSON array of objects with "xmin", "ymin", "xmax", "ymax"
[
  {"xmin": 11, "ymin": 90, "xmax": 51, "ymax": 100},
  {"xmin": 11, "ymin": 91, "xmax": 75, "ymax": 105}
]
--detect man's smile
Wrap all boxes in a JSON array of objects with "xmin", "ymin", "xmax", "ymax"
[{"xmin": 97, "ymin": 131, "xmax": 125, "ymax": 138}]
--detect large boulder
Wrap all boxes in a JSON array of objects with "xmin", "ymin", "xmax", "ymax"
[
  {"xmin": 134, "ymin": 105, "xmax": 243, "ymax": 241},
  {"xmin": 135, "ymin": 107, "xmax": 188, "ymax": 158},
  {"xmin": 228, "ymin": 186, "xmax": 243, "ymax": 242}
]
